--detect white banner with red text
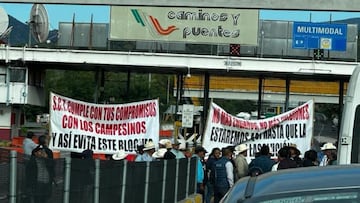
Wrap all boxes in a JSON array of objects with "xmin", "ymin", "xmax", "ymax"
[
  {"xmin": 49, "ymin": 92, "xmax": 159, "ymax": 154},
  {"xmin": 203, "ymin": 100, "xmax": 314, "ymax": 161}
]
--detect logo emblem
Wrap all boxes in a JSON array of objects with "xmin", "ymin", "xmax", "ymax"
[
  {"xmin": 320, "ymin": 38, "xmax": 332, "ymax": 50},
  {"xmin": 131, "ymin": 9, "xmax": 177, "ymax": 36}
]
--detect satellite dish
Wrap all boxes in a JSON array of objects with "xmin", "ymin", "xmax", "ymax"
[
  {"xmin": 29, "ymin": 4, "xmax": 49, "ymax": 43},
  {"xmin": 0, "ymin": 26, "xmax": 12, "ymax": 39},
  {"xmin": 0, "ymin": 7, "xmax": 9, "ymax": 37}
]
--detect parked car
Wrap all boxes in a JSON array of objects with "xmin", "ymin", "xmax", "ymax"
[{"xmin": 220, "ymin": 164, "xmax": 360, "ymax": 203}]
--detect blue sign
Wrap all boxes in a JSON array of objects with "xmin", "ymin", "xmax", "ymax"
[{"xmin": 292, "ymin": 22, "xmax": 347, "ymax": 51}]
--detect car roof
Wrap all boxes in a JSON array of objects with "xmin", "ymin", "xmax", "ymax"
[{"xmin": 234, "ymin": 164, "xmax": 360, "ymax": 200}]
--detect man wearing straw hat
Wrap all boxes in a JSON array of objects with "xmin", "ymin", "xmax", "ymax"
[
  {"xmin": 234, "ymin": 144, "xmax": 249, "ymax": 180},
  {"xmin": 135, "ymin": 141, "xmax": 156, "ymax": 162},
  {"xmin": 319, "ymin": 142, "xmax": 337, "ymax": 166}
]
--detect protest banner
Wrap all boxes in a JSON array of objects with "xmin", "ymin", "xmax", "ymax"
[
  {"xmin": 49, "ymin": 92, "xmax": 159, "ymax": 154},
  {"xmin": 202, "ymin": 100, "xmax": 314, "ymax": 161}
]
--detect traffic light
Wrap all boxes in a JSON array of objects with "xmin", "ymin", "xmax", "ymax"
[{"xmin": 229, "ymin": 44, "xmax": 241, "ymax": 56}]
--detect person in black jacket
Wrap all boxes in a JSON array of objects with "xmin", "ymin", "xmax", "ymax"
[
  {"xmin": 163, "ymin": 142, "xmax": 176, "ymax": 159},
  {"xmin": 303, "ymin": 149, "xmax": 319, "ymax": 167},
  {"xmin": 248, "ymin": 145, "xmax": 276, "ymax": 176},
  {"xmin": 205, "ymin": 147, "xmax": 221, "ymax": 203},
  {"xmin": 27, "ymin": 135, "xmax": 55, "ymax": 203}
]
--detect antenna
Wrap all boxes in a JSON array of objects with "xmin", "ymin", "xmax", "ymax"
[
  {"xmin": 0, "ymin": 7, "xmax": 9, "ymax": 39},
  {"xmin": 29, "ymin": 4, "xmax": 49, "ymax": 45}
]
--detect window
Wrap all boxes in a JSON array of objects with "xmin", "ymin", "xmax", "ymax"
[
  {"xmin": 28, "ymin": 69, "xmax": 45, "ymax": 87},
  {"xmin": 0, "ymin": 67, "xmax": 6, "ymax": 83},
  {"xmin": 250, "ymin": 191, "xmax": 360, "ymax": 203},
  {"xmin": 9, "ymin": 68, "xmax": 26, "ymax": 83},
  {"xmin": 259, "ymin": 192, "xmax": 358, "ymax": 202},
  {"xmin": 0, "ymin": 74, "xmax": 5, "ymax": 83}
]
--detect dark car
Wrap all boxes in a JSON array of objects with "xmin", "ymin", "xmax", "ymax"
[{"xmin": 221, "ymin": 164, "xmax": 360, "ymax": 203}]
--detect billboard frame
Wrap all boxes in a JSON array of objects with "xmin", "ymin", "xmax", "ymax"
[{"xmin": 2, "ymin": 0, "xmax": 360, "ymax": 12}]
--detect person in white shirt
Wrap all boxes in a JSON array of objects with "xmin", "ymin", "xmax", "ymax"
[{"xmin": 23, "ymin": 132, "xmax": 37, "ymax": 159}]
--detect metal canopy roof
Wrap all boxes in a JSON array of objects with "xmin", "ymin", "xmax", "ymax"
[
  {"xmin": 0, "ymin": 47, "xmax": 357, "ymax": 81},
  {"xmin": 1, "ymin": 0, "xmax": 360, "ymax": 12}
]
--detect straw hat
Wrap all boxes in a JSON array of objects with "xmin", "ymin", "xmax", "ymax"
[
  {"xmin": 159, "ymin": 139, "xmax": 171, "ymax": 146},
  {"xmin": 321, "ymin": 142, "xmax": 337, "ymax": 150},
  {"xmin": 152, "ymin": 148, "xmax": 167, "ymax": 159},
  {"xmin": 235, "ymin": 144, "xmax": 248, "ymax": 153},
  {"xmin": 165, "ymin": 142, "xmax": 172, "ymax": 149},
  {"xmin": 289, "ymin": 143, "xmax": 298, "ymax": 149},
  {"xmin": 112, "ymin": 150, "xmax": 127, "ymax": 160},
  {"xmin": 143, "ymin": 141, "xmax": 156, "ymax": 151}
]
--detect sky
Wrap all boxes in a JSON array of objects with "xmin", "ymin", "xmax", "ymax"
[{"xmin": 1, "ymin": 3, "xmax": 360, "ymax": 30}]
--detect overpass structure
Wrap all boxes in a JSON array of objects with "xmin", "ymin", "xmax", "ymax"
[
  {"xmin": 0, "ymin": 46, "xmax": 357, "ymax": 104},
  {"xmin": 0, "ymin": 47, "xmax": 357, "ymax": 77},
  {"xmin": 0, "ymin": 45, "xmax": 357, "ymax": 139}
]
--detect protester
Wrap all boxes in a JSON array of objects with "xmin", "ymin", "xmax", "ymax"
[
  {"xmin": 163, "ymin": 142, "xmax": 176, "ymax": 159},
  {"xmin": 23, "ymin": 131, "xmax": 37, "ymax": 159},
  {"xmin": 171, "ymin": 139, "xmax": 186, "ymax": 159},
  {"xmin": 319, "ymin": 142, "xmax": 337, "ymax": 166},
  {"xmin": 213, "ymin": 147, "xmax": 234, "ymax": 203},
  {"xmin": 152, "ymin": 148, "xmax": 167, "ymax": 159},
  {"xmin": 248, "ymin": 144, "xmax": 276, "ymax": 176},
  {"xmin": 234, "ymin": 144, "xmax": 249, "ymax": 180},
  {"xmin": 288, "ymin": 143, "xmax": 303, "ymax": 167},
  {"xmin": 39, "ymin": 135, "xmax": 54, "ymax": 159},
  {"xmin": 317, "ymin": 142, "xmax": 326, "ymax": 163},
  {"xmin": 26, "ymin": 135, "xmax": 55, "ymax": 203},
  {"xmin": 135, "ymin": 141, "xmax": 156, "ymax": 162},
  {"xmin": 276, "ymin": 146, "xmax": 298, "ymax": 170},
  {"xmin": 179, "ymin": 146, "xmax": 192, "ymax": 158},
  {"xmin": 303, "ymin": 149, "xmax": 319, "ymax": 167},
  {"xmin": 205, "ymin": 147, "xmax": 221, "ymax": 203},
  {"xmin": 224, "ymin": 145, "xmax": 237, "ymax": 180},
  {"xmin": 193, "ymin": 146, "xmax": 207, "ymax": 198},
  {"xmin": 22, "ymin": 132, "xmax": 37, "ymax": 200},
  {"xmin": 134, "ymin": 144, "xmax": 145, "ymax": 161},
  {"xmin": 272, "ymin": 147, "xmax": 288, "ymax": 171}
]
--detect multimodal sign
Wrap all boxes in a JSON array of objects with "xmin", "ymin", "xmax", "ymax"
[{"xmin": 292, "ymin": 22, "xmax": 347, "ymax": 51}]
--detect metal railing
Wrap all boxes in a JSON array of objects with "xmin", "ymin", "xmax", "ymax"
[{"xmin": 0, "ymin": 149, "xmax": 197, "ymax": 203}]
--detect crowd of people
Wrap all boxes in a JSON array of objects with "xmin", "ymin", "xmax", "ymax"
[
  {"xmin": 22, "ymin": 131, "xmax": 338, "ymax": 203},
  {"xmin": 21, "ymin": 134, "xmax": 194, "ymax": 203},
  {"xmin": 197, "ymin": 142, "xmax": 338, "ymax": 203}
]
